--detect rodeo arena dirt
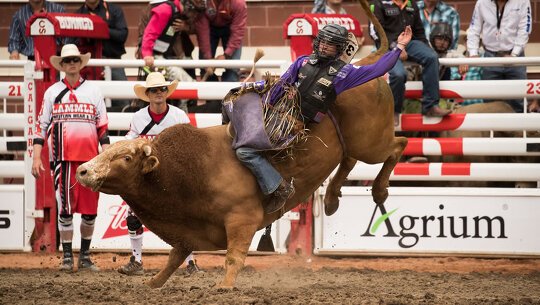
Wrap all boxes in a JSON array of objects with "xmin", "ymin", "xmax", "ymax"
[{"xmin": 3, "ymin": 2, "xmax": 540, "ymax": 305}]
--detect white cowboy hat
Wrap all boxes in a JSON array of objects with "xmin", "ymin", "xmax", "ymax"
[
  {"xmin": 134, "ymin": 72, "xmax": 178, "ymax": 102},
  {"xmin": 50, "ymin": 44, "xmax": 91, "ymax": 72}
]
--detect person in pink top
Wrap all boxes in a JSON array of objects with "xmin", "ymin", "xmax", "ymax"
[
  {"xmin": 141, "ymin": 0, "xmax": 195, "ymax": 83},
  {"xmin": 195, "ymin": 0, "xmax": 247, "ymax": 82}
]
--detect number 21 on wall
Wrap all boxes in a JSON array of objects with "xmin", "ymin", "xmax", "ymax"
[{"xmin": 8, "ymin": 85, "xmax": 22, "ymax": 97}]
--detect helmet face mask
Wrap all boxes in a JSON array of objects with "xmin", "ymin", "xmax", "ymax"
[
  {"xmin": 313, "ymin": 24, "xmax": 349, "ymax": 60},
  {"xmin": 429, "ymin": 22, "xmax": 453, "ymax": 54}
]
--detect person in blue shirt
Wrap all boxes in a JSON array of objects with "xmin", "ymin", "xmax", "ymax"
[
  {"xmin": 8, "ymin": 0, "xmax": 65, "ymax": 60},
  {"xmin": 231, "ymin": 24, "xmax": 412, "ymax": 214}
]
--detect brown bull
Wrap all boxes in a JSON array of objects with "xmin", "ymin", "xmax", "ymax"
[{"xmin": 75, "ymin": 0, "xmax": 407, "ymax": 288}]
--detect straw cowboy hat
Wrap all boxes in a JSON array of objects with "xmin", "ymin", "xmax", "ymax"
[
  {"xmin": 50, "ymin": 44, "xmax": 91, "ymax": 72},
  {"xmin": 134, "ymin": 72, "xmax": 178, "ymax": 102}
]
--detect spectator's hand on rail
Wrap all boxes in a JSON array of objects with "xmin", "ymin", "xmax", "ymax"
[
  {"xmin": 215, "ymin": 54, "xmax": 226, "ymax": 60},
  {"xmin": 528, "ymin": 99, "xmax": 540, "ymax": 113},
  {"xmin": 200, "ymin": 67, "xmax": 214, "ymax": 82},
  {"xmin": 458, "ymin": 64, "xmax": 469, "ymax": 75},
  {"xmin": 144, "ymin": 56, "xmax": 154, "ymax": 68},
  {"xmin": 396, "ymin": 26, "xmax": 412, "ymax": 49},
  {"xmin": 9, "ymin": 51, "xmax": 20, "ymax": 60},
  {"xmin": 31, "ymin": 158, "xmax": 44, "ymax": 179}
]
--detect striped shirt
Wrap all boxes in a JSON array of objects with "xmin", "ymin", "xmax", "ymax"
[
  {"xmin": 8, "ymin": 1, "xmax": 65, "ymax": 57},
  {"xmin": 450, "ymin": 61, "xmax": 483, "ymax": 106},
  {"xmin": 417, "ymin": 0, "xmax": 460, "ymax": 50},
  {"xmin": 467, "ymin": 0, "xmax": 531, "ymax": 57}
]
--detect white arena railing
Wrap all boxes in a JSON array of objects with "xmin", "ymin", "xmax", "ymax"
[{"xmin": 3, "ymin": 78, "xmax": 540, "ymax": 101}]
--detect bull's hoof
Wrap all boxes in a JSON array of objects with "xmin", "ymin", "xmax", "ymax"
[
  {"xmin": 324, "ymin": 201, "xmax": 339, "ymax": 216},
  {"xmin": 324, "ymin": 191, "xmax": 342, "ymax": 216},
  {"xmin": 145, "ymin": 278, "xmax": 165, "ymax": 289},
  {"xmin": 372, "ymin": 188, "xmax": 388, "ymax": 204}
]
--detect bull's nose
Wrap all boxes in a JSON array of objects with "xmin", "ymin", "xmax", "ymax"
[{"xmin": 76, "ymin": 165, "xmax": 87, "ymax": 178}]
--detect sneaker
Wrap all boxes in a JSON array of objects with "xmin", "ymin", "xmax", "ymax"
[
  {"xmin": 118, "ymin": 256, "xmax": 143, "ymax": 276},
  {"xmin": 185, "ymin": 260, "xmax": 200, "ymax": 275},
  {"xmin": 425, "ymin": 106, "xmax": 451, "ymax": 117},
  {"xmin": 78, "ymin": 254, "xmax": 100, "ymax": 272},
  {"xmin": 59, "ymin": 256, "xmax": 74, "ymax": 272},
  {"xmin": 265, "ymin": 179, "xmax": 295, "ymax": 214}
]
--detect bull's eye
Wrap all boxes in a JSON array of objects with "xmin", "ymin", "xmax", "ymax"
[{"xmin": 124, "ymin": 155, "xmax": 132, "ymax": 162}]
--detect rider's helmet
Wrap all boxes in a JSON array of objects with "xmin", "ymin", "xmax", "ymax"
[
  {"xmin": 429, "ymin": 22, "xmax": 453, "ymax": 54},
  {"xmin": 313, "ymin": 24, "xmax": 349, "ymax": 61}
]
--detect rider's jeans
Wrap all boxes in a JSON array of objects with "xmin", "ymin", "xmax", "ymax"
[{"xmin": 236, "ymin": 147, "xmax": 282, "ymax": 195}]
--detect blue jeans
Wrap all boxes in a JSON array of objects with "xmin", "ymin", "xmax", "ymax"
[
  {"xmin": 236, "ymin": 147, "xmax": 282, "ymax": 195},
  {"xmin": 482, "ymin": 50, "xmax": 527, "ymax": 112},
  {"xmin": 203, "ymin": 25, "xmax": 242, "ymax": 82},
  {"xmin": 389, "ymin": 40, "xmax": 440, "ymax": 114}
]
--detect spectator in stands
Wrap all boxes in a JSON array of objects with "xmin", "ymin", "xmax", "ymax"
[
  {"xmin": 450, "ymin": 29, "xmax": 483, "ymax": 106},
  {"xmin": 141, "ymin": 0, "xmax": 197, "ymax": 83},
  {"xmin": 31, "ymin": 44, "xmax": 109, "ymax": 272},
  {"xmin": 195, "ymin": 0, "xmax": 247, "ymax": 82},
  {"xmin": 369, "ymin": 0, "xmax": 451, "ymax": 125},
  {"xmin": 117, "ymin": 72, "xmax": 199, "ymax": 276},
  {"xmin": 139, "ymin": 0, "xmax": 201, "ymax": 112},
  {"xmin": 417, "ymin": 0, "xmax": 460, "ymax": 51},
  {"xmin": 429, "ymin": 22, "xmax": 467, "ymax": 80},
  {"xmin": 467, "ymin": 0, "xmax": 532, "ymax": 113},
  {"xmin": 75, "ymin": 0, "xmax": 129, "ymax": 112},
  {"xmin": 312, "ymin": 0, "xmax": 347, "ymax": 14},
  {"xmin": 8, "ymin": 0, "xmax": 65, "ymax": 60}
]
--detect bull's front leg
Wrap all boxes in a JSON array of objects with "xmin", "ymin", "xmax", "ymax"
[
  {"xmin": 146, "ymin": 246, "xmax": 190, "ymax": 288},
  {"xmin": 324, "ymin": 156, "xmax": 357, "ymax": 216},
  {"xmin": 219, "ymin": 216, "xmax": 260, "ymax": 289},
  {"xmin": 372, "ymin": 136, "xmax": 407, "ymax": 204}
]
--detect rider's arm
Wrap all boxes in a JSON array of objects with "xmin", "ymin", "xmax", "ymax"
[{"xmin": 333, "ymin": 47, "xmax": 402, "ymax": 94}]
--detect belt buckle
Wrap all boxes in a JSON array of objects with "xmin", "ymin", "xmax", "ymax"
[{"xmin": 495, "ymin": 51, "xmax": 509, "ymax": 57}]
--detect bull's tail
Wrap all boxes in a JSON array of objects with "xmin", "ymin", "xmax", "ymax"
[
  {"xmin": 243, "ymin": 48, "xmax": 265, "ymax": 83},
  {"xmin": 355, "ymin": 0, "xmax": 389, "ymax": 65}
]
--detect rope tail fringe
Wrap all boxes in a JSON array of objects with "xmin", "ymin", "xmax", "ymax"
[{"xmin": 262, "ymin": 79, "xmax": 308, "ymax": 154}]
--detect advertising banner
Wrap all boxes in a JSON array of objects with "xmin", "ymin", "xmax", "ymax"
[
  {"xmin": 314, "ymin": 187, "xmax": 540, "ymax": 256},
  {"xmin": 0, "ymin": 186, "xmax": 24, "ymax": 250}
]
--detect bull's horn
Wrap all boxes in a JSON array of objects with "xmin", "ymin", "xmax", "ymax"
[
  {"xmin": 242, "ymin": 48, "xmax": 264, "ymax": 83},
  {"xmin": 143, "ymin": 145, "xmax": 152, "ymax": 156}
]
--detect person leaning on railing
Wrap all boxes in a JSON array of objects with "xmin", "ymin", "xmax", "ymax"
[{"xmin": 467, "ymin": 0, "xmax": 532, "ymax": 113}]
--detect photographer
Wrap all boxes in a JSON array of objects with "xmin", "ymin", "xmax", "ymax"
[{"xmin": 140, "ymin": 0, "xmax": 196, "ymax": 84}]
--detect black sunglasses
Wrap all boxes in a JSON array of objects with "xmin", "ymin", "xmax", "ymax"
[
  {"xmin": 147, "ymin": 86, "xmax": 168, "ymax": 94},
  {"xmin": 61, "ymin": 57, "xmax": 81, "ymax": 64}
]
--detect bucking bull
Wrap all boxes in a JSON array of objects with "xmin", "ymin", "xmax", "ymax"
[{"xmin": 76, "ymin": 0, "xmax": 407, "ymax": 288}]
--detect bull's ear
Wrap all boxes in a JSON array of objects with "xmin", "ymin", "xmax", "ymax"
[{"xmin": 142, "ymin": 155, "xmax": 159, "ymax": 174}]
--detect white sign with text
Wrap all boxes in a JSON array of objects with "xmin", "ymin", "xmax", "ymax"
[{"xmin": 314, "ymin": 187, "xmax": 540, "ymax": 256}]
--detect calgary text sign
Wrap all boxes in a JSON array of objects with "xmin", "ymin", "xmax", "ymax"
[{"xmin": 314, "ymin": 187, "xmax": 540, "ymax": 257}]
